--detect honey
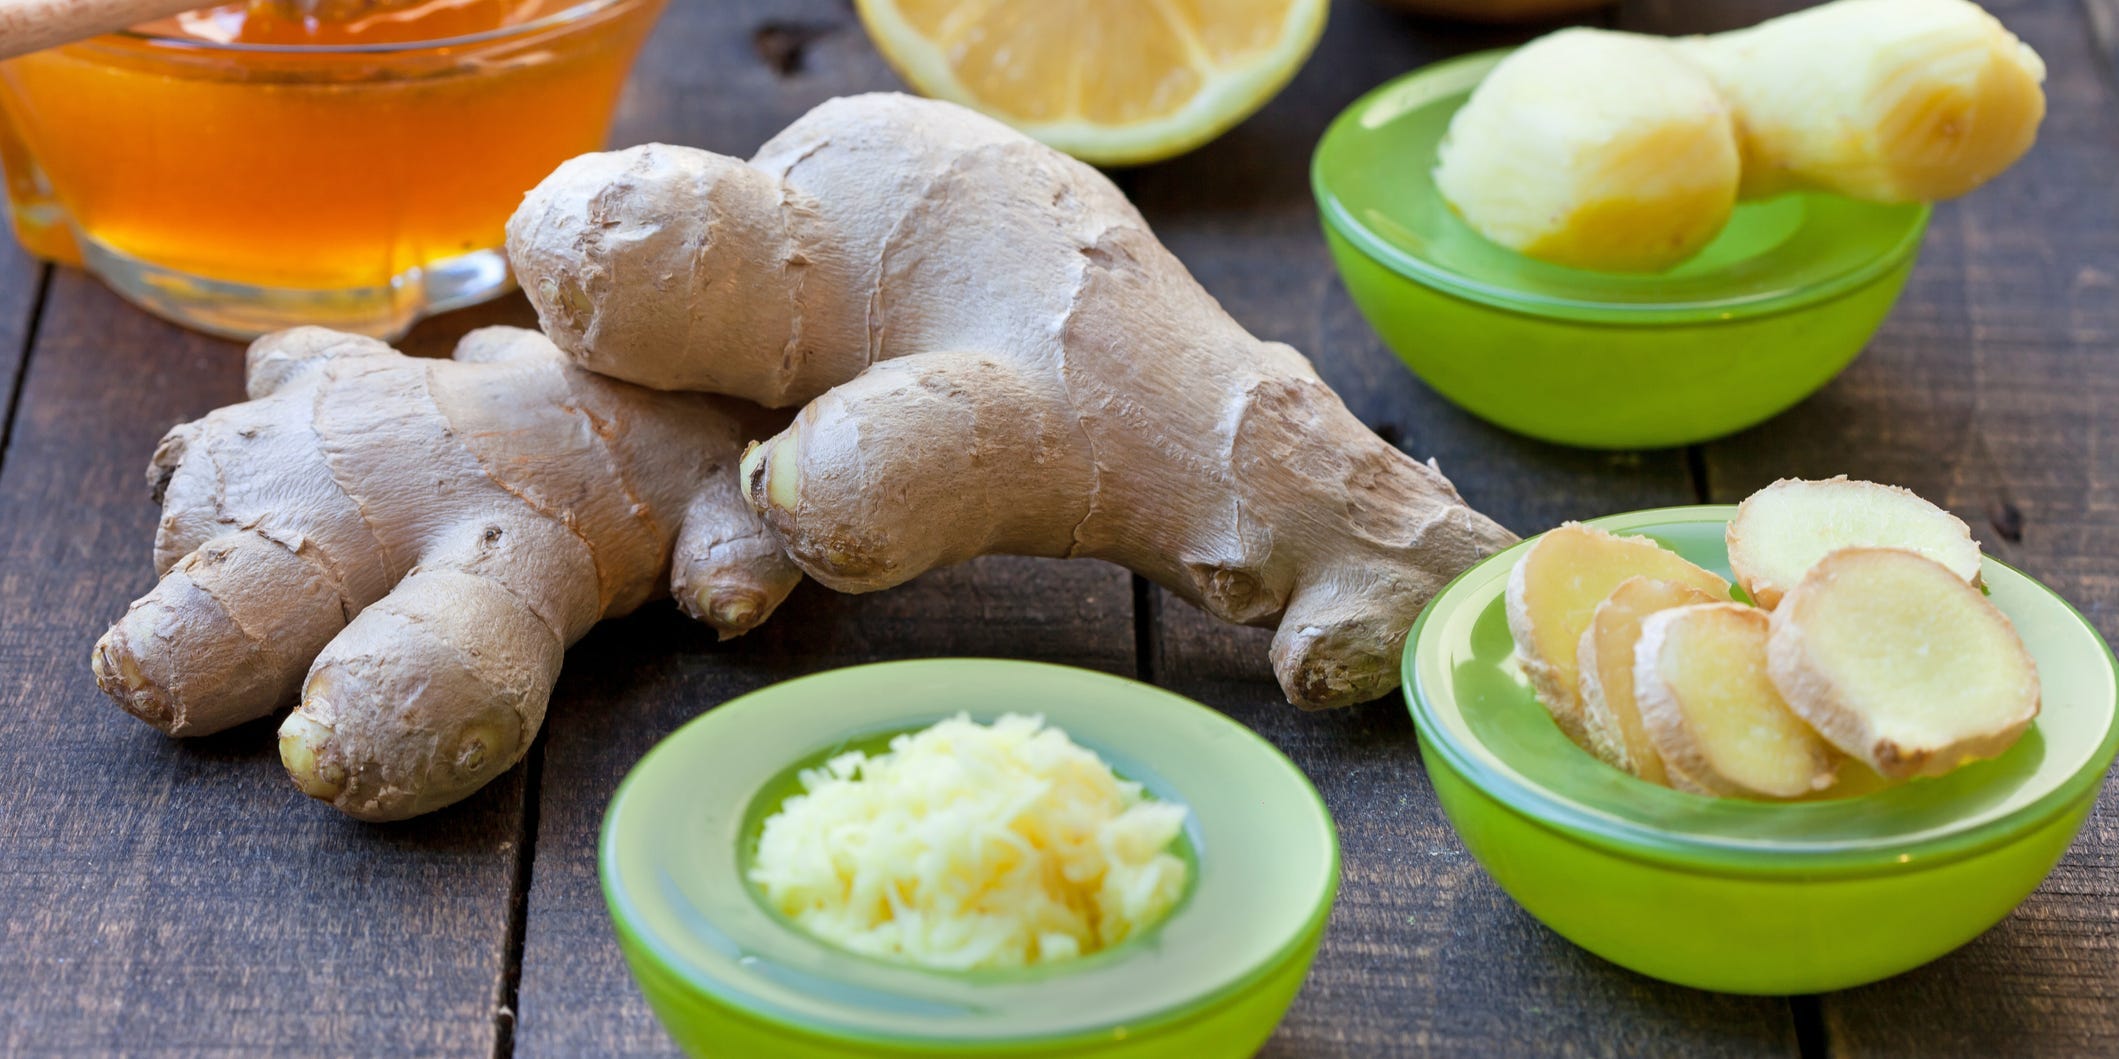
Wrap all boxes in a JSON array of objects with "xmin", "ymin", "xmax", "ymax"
[{"xmin": 0, "ymin": 0, "xmax": 665, "ymax": 337}]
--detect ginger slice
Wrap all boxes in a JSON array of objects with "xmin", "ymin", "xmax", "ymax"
[
  {"xmin": 1506, "ymin": 524, "xmax": 1731, "ymax": 747},
  {"xmin": 1635, "ymin": 603, "xmax": 1838, "ymax": 799},
  {"xmin": 1727, "ymin": 476, "xmax": 1982, "ymax": 608},
  {"xmin": 1576, "ymin": 577, "xmax": 1723, "ymax": 785},
  {"xmin": 1768, "ymin": 548, "xmax": 2039, "ymax": 779}
]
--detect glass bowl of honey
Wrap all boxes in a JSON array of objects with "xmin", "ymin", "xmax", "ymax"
[{"xmin": 0, "ymin": 0, "xmax": 667, "ymax": 339}]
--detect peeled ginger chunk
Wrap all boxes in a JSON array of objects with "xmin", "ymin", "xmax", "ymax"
[
  {"xmin": 1577, "ymin": 577, "xmax": 1723, "ymax": 785},
  {"xmin": 1635, "ymin": 604, "xmax": 1839, "ymax": 798},
  {"xmin": 1727, "ymin": 476, "xmax": 1982, "ymax": 608},
  {"xmin": 1677, "ymin": 0, "xmax": 2046, "ymax": 203},
  {"xmin": 1433, "ymin": 28, "xmax": 1740, "ymax": 273},
  {"xmin": 1768, "ymin": 548, "xmax": 2039, "ymax": 779},
  {"xmin": 1435, "ymin": 0, "xmax": 2044, "ymax": 271},
  {"xmin": 1506, "ymin": 524, "xmax": 1731, "ymax": 747}
]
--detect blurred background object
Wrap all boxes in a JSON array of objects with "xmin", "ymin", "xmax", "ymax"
[
  {"xmin": 0, "ymin": 0, "xmax": 665, "ymax": 339},
  {"xmin": 1368, "ymin": 0, "xmax": 1613, "ymax": 23},
  {"xmin": 0, "ymin": 0, "xmax": 204, "ymax": 60}
]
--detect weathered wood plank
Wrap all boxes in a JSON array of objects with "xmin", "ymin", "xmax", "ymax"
[
  {"xmin": 0, "ymin": 235, "xmax": 45, "ymax": 459},
  {"xmin": 509, "ymin": 3, "xmax": 1137, "ymax": 1055},
  {"xmin": 0, "ymin": 273, "xmax": 527, "ymax": 1055},
  {"xmin": 1667, "ymin": 0, "xmax": 2119, "ymax": 1052},
  {"xmin": 1125, "ymin": 2, "xmax": 1794, "ymax": 1054}
]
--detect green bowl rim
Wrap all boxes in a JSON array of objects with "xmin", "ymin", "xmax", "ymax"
[
  {"xmin": 598, "ymin": 658, "xmax": 1343, "ymax": 1049},
  {"xmin": 1402, "ymin": 506, "xmax": 2119, "ymax": 880},
  {"xmin": 1311, "ymin": 49, "xmax": 1934, "ymax": 327}
]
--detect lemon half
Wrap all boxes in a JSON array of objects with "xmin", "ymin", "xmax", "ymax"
[{"xmin": 856, "ymin": 0, "xmax": 1329, "ymax": 166}]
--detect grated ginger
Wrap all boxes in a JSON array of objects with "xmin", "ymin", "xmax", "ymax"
[{"xmin": 747, "ymin": 713, "xmax": 1190, "ymax": 970}]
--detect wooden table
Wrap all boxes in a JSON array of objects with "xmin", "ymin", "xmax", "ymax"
[{"xmin": 2, "ymin": 0, "xmax": 2113, "ymax": 1054}]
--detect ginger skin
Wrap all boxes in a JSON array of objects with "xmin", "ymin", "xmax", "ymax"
[
  {"xmin": 508, "ymin": 93, "xmax": 1517, "ymax": 709},
  {"xmin": 92, "ymin": 327, "xmax": 800, "ymax": 820},
  {"xmin": 1437, "ymin": 0, "xmax": 2047, "ymax": 272}
]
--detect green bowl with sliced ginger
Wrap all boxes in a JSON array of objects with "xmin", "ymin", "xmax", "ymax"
[
  {"xmin": 600, "ymin": 659, "xmax": 1339, "ymax": 1057},
  {"xmin": 1404, "ymin": 506, "xmax": 2119, "ymax": 995}
]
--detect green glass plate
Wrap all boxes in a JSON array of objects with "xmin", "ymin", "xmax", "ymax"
[
  {"xmin": 601, "ymin": 659, "xmax": 1339, "ymax": 1057},
  {"xmin": 1403, "ymin": 507, "xmax": 2119, "ymax": 993}
]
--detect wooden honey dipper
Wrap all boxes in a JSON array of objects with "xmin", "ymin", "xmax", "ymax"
[{"xmin": 0, "ymin": 0, "xmax": 409, "ymax": 60}]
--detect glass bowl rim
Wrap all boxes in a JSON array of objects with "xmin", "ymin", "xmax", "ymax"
[
  {"xmin": 1402, "ymin": 505, "xmax": 2119, "ymax": 880},
  {"xmin": 598, "ymin": 658, "xmax": 1342, "ymax": 1048},
  {"xmin": 82, "ymin": 0, "xmax": 644, "ymax": 56},
  {"xmin": 1311, "ymin": 49, "xmax": 1934, "ymax": 326}
]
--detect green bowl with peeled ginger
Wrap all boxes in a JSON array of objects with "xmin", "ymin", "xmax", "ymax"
[
  {"xmin": 1404, "ymin": 506, "xmax": 2119, "ymax": 994},
  {"xmin": 600, "ymin": 659, "xmax": 1339, "ymax": 1057},
  {"xmin": 1313, "ymin": 51, "xmax": 1930, "ymax": 450}
]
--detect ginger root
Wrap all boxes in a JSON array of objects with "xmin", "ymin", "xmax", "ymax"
[
  {"xmin": 92, "ymin": 327, "xmax": 800, "ymax": 820},
  {"xmin": 507, "ymin": 93, "xmax": 1517, "ymax": 709},
  {"xmin": 1436, "ymin": 0, "xmax": 2046, "ymax": 271}
]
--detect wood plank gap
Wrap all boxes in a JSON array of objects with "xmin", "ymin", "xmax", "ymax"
[
  {"xmin": 2085, "ymin": 0, "xmax": 2119, "ymax": 91},
  {"xmin": 491, "ymin": 730, "xmax": 549, "ymax": 1059},
  {"xmin": 1791, "ymin": 995, "xmax": 1829, "ymax": 1059},
  {"xmin": 1131, "ymin": 573, "xmax": 1160, "ymax": 686},
  {"xmin": 0, "ymin": 263, "xmax": 52, "ymax": 478},
  {"xmin": 1685, "ymin": 444, "xmax": 1710, "ymax": 504}
]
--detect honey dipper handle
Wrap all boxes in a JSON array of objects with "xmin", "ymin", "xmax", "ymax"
[{"xmin": 0, "ymin": 0, "xmax": 205, "ymax": 61}]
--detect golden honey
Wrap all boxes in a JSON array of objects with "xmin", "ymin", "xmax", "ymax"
[{"xmin": 0, "ymin": 0, "xmax": 665, "ymax": 336}]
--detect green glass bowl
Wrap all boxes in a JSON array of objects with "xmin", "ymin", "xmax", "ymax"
[
  {"xmin": 600, "ymin": 659, "xmax": 1340, "ymax": 1057},
  {"xmin": 1313, "ymin": 51, "xmax": 1932, "ymax": 450},
  {"xmin": 1403, "ymin": 507, "xmax": 2119, "ymax": 994}
]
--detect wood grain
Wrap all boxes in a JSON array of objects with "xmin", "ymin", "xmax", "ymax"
[
  {"xmin": 0, "ymin": 273, "xmax": 527, "ymax": 1055},
  {"xmin": 1127, "ymin": 2, "xmax": 1792, "ymax": 1055}
]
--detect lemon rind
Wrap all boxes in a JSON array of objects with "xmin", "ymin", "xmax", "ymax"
[{"xmin": 855, "ymin": 0, "xmax": 1329, "ymax": 166}]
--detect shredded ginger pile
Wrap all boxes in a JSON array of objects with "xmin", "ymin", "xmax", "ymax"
[{"xmin": 748, "ymin": 713, "xmax": 1190, "ymax": 970}]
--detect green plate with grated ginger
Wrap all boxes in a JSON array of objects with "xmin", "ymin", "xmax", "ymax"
[{"xmin": 601, "ymin": 659, "xmax": 1338, "ymax": 1057}]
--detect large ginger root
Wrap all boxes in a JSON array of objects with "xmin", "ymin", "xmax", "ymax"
[
  {"xmin": 92, "ymin": 327, "xmax": 800, "ymax": 820},
  {"xmin": 507, "ymin": 93, "xmax": 1517, "ymax": 709},
  {"xmin": 1436, "ymin": 0, "xmax": 2046, "ymax": 271}
]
